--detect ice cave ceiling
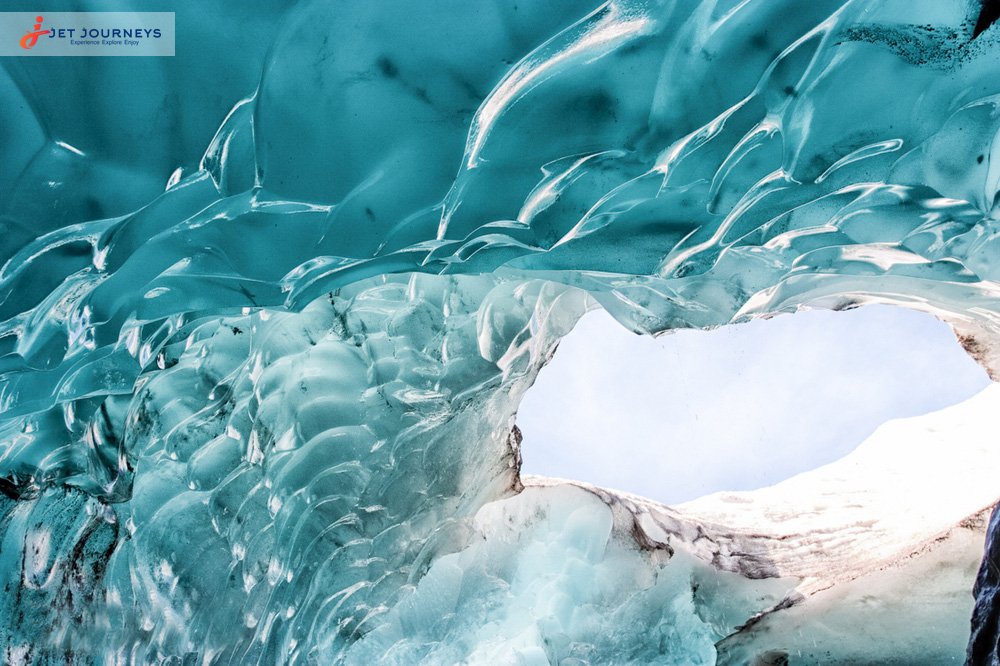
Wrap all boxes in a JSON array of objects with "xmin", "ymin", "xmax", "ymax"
[{"xmin": 2, "ymin": 0, "xmax": 1000, "ymax": 664}]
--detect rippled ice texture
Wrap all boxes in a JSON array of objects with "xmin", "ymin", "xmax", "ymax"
[{"xmin": 2, "ymin": 0, "xmax": 1000, "ymax": 663}]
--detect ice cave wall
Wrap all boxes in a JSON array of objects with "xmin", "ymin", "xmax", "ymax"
[{"xmin": 2, "ymin": 0, "xmax": 1000, "ymax": 663}]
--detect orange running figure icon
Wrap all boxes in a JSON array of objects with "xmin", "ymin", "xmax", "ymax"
[{"xmin": 20, "ymin": 16, "xmax": 50, "ymax": 50}]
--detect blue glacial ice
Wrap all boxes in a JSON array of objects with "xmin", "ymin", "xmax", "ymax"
[{"xmin": 2, "ymin": 0, "xmax": 1000, "ymax": 663}]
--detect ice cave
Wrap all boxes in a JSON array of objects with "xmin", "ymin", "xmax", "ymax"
[{"xmin": 2, "ymin": 0, "xmax": 1000, "ymax": 664}]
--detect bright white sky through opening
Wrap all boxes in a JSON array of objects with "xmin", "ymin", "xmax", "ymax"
[{"xmin": 517, "ymin": 305, "xmax": 993, "ymax": 505}]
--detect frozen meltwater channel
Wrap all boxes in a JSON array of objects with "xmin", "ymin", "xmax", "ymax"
[{"xmin": 518, "ymin": 305, "xmax": 992, "ymax": 504}]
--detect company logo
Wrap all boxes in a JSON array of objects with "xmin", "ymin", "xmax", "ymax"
[
  {"xmin": 1, "ymin": 12, "xmax": 174, "ymax": 56},
  {"xmin": 19, "ymin": 15, "xmax": 48, "ymax": 50}
]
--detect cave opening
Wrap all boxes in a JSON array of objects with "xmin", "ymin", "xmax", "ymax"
[{"xmin": 517, "ymin": 304, "xmax": 994, "ymax": 506}]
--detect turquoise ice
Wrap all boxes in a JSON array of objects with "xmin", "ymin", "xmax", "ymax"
[{"xmin": 2, "ymin": 0, "xmax": 1000, "ymax": 663}]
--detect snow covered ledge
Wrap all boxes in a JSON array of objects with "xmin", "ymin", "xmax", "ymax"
[{"xmin": 523, "ymin": 382, "xmax": 1000, "ymax": 664}]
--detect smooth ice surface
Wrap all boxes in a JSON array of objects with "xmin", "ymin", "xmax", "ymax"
[
  {"xmin": 519, "ymin": 305, "xmax": 991, "ymax": 503},
  {"xmin": 3, "ymin": 0, "xmax": 1000, "ymax": 663}
]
